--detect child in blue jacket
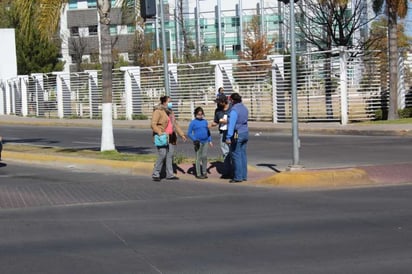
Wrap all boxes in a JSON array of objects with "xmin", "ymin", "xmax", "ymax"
[{"xmin": 187, "ymin": 107, "xmax": 213, "ymax": 179}]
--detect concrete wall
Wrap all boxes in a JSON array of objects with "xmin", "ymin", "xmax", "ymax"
[{"xmin": 0, "ymin": 29, "xmax": 17, "ymax": 81}]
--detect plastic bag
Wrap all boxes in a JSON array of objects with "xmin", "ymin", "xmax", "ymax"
[{"xmin": 154, "ymin": 134, "xmax": 168, "ymax": 147}]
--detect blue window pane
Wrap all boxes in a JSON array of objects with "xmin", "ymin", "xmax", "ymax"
[
  {"xmin": 127, "ymin": 25, "xmax": 135, "ymax": 33},
  {"xmin": 69, "ymin": 0, "xmax": 77, "ymax": 9},
  {"xmin": 110, "ymin": 25, "xmax": 117, "ymax": 35},
  {"xmin": 87, "ymin": 0, "xmax": 97, "ymax": 8}
]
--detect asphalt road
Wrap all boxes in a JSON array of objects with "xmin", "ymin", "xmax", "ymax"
[
  {"xmin": 1, "ymin": 124, "xmax": 412, "ymax": 170},
  {"xmin": 1, "ymin": 162, "xmax": 412, "ymax": 273}
]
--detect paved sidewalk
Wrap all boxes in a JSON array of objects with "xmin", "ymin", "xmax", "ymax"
[{"xmin": 1, "ymin": 115, "xmax": 412, "ymax": 188}]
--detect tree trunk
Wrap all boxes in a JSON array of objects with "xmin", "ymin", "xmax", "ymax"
[
  {"xmin": 99, "ymin": 6, "xmax": 115, "ymax": 151},
  {"xmin": 388, "ymin": 10, "xmax": 399, "ymax": 120}
]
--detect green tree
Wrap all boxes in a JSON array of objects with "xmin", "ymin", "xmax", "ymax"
[
  {"xmin": 0, "ymin": 1, "xmax": 64, "ymax": 74},
  {"xmin": 373, "ymin": 0, "xmax": 408, "ymax": 120},
  {"xmin": 16, "ymin": 29, "xmax": 64, "ymax": 75}
]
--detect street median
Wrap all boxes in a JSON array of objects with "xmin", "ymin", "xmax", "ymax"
[
  {"xmin": 3, "ymin": 149, "xmax": 378, "ymax": 188},
  {"xmin": 253, "ymin": 168, "xmax": 374, "ymax": 188},
  {"xmin": 3, "ymin": 150, "xmax": 154, "ymax": 175}
]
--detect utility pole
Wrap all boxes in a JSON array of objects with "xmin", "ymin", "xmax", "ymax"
[{"xmin": 279, "ymin": 0, "xmax": 302, "ymax": 170}]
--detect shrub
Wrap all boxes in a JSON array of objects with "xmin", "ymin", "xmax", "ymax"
[
  {"xmin": 398, "ymin": 108, "xmax": 412, "ymax": 118},
  {"xmin": 133, "ymin": 114, "xmax": 148, "ymax": 120}
]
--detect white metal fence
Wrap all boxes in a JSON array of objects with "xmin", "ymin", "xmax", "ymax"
[{"xmin": 1, "ymin": 50, "xmax": 406, "ymax": 123}]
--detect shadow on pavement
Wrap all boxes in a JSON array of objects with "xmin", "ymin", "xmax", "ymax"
[{"xmin": 256, "ymin": 163, "xmax": 282, "ymax": 173}]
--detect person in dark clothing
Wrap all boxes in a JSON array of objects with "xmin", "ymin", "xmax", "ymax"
[{"xmin": 210, "ymin": 94, "xmax": 232, "ymax": 178}]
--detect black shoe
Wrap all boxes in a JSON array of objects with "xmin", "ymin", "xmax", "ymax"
[
  {"xmin": 220, "ymin": 175, "xmax": 232, "ymax": 179},
  {"xmin": 152, "ymin": 176, "xmax": 161, "ymax": 181},
  {"xmin": 166, "ymin": 176, "xmax": 179, "ymax": 180},
  {"xmin": 196, "ymin": 175, "xmax": 207, "ymax": 179},
  {"xmin": 229, "ymin": 179, "xmax": 242, "ymax": 183}
]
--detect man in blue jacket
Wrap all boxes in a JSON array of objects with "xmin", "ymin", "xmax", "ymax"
[{"xmin": 225, "ymin": 93, "xmax": 249, "ymax": 183}]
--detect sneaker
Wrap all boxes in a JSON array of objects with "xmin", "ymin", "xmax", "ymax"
[
  {"xmin": 152, "ymin": 176, "xmax": 161, "ymax": 181},
  {"xmin": 196, "ymin": 175, "xmax": 207, "ymax": 179},
  {"xmin": 229, "ymin": 179, "xmax": 242, "ymax": 183},
  {"xmin": 166, "ymin": 176, "xmax": 179, "ymax": 180}
]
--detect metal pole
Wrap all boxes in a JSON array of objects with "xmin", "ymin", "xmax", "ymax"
[
  {"xmin": 159, "ymin": 0, "xmax": 170, "ymax": 95},
  {"xmin": 166, "ymin": 30, "xmax": 173, "ymax": 63},
  {"xmin": 239, "ymin": 0, "xmax": 243, "ymax": 52},
  {"xmin": 217, "ymin": 0, "xmax": 223, "ymax": 52},
  {"xmin": 174, "ymin": 7, "xmax": 180, "ymax": 60},
  {"xmin": 260, "ymin": 0, "xmax": 264, "ymax": 36},
  {"xmin": 155, "ymin": 14, "xmax": 160, "ymax": 49},
  {"xmin": 196, "ymin": 0, "xmax": 201, "ymax": 56},
  {"xmin": 289, "ymin": 1, "xmax": 301, "ymax": 169}
]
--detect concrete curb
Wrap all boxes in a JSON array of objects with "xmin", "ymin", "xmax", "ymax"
[
  {"xmin": 2, "ymin": 150, "xmax": 377, "ymax": 188},
  {"xmin": 3, "ymin": 151, "xmax": 154, "ymax": 175},
  {"xmin": 253, "ymin": 168, "xmax": 374, "ymax": 188}
]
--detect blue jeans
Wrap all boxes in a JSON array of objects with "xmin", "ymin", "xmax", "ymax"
[{"xmin": 230, "ymin": 131, "xmax": 248, "ymax": 181}]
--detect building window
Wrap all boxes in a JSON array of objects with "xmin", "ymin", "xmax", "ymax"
[
  {"xmin": 231, "ymin": 17, "xmax": 240, "ymax": 27},
  {"xmin": 215, "ymin": 21, "xmax": 225, "ymax": 28},
  {"xmin": 70, "ymin": 27, "xmax": 79, "ymax": 36},
  {"xmin": 88, "ymin": 25, "xmax": 98, "ymax": 36},
  {"xmin": 200, "ymin": 18, "xmax": 207, "ymax": 29},
  {"xmin": 127, "ymin": 24, "xmax": 136, "ymax": 33},
  {"xmin": 110, "ymin": 25, "xmax": 117, "ymax": 35},
  {"xmin": 232, "ymin": 44, "xmax": 241, "ymax": 51},
  {"xmin": 87, "ymin": 0, "xmax": 97, "ymax": 8},
  {"xmin": 69, "ymin": 0, "xmax": 77, "ymax": 9}
]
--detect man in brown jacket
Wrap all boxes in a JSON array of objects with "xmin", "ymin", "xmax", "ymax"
[{"xmin": 151, "ymin": 95, "xmax": 187, "ymax": 181}]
